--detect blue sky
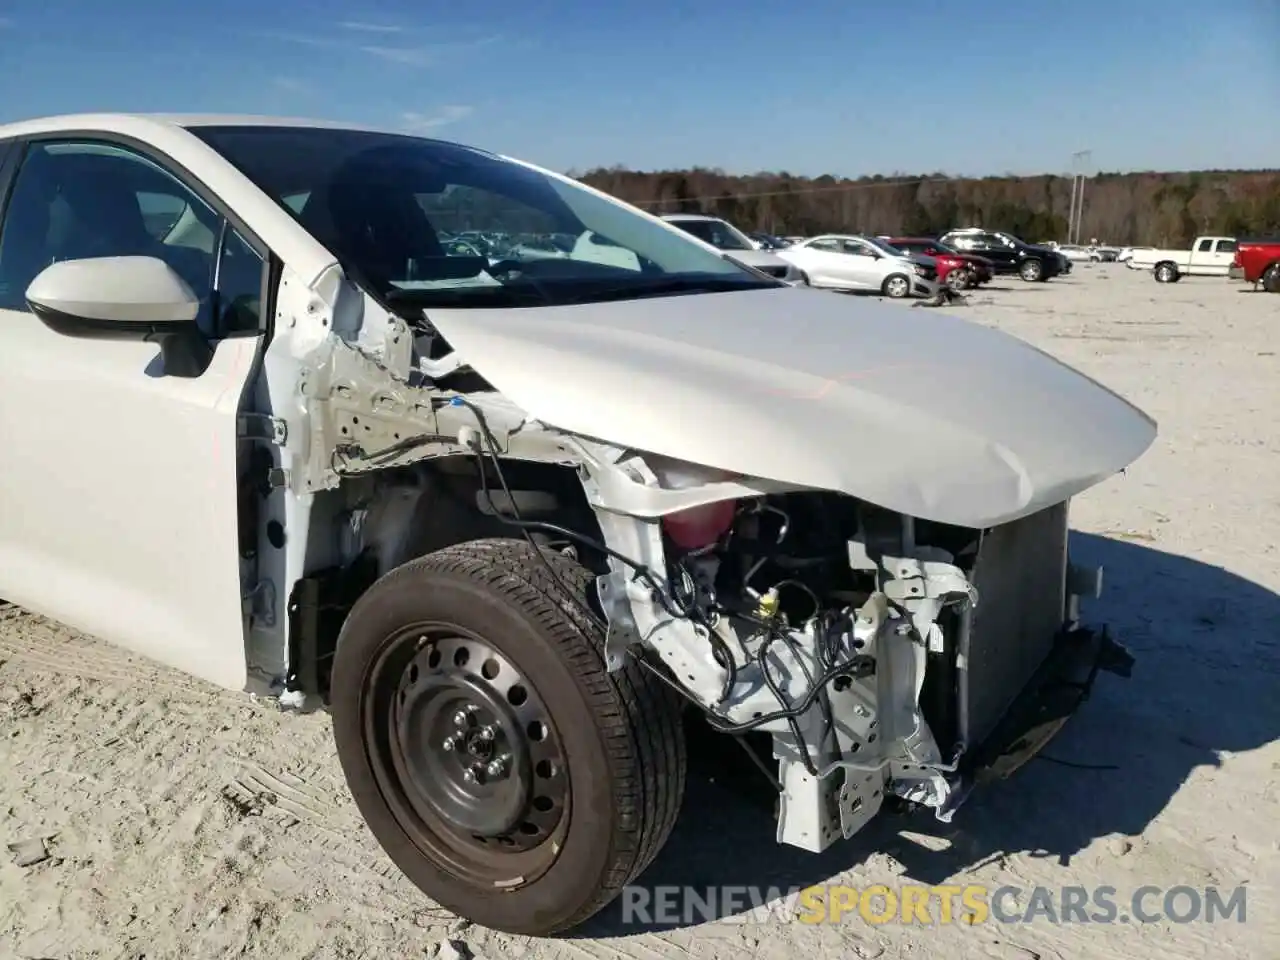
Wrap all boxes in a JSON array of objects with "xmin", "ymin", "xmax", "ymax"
[{"xmin": 0, "ymin": 0, "xmax": 1276, "ymax": 178}]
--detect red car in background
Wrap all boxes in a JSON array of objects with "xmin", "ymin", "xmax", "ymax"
[
  {"xmin": 887, "ymin": 237, "xmax": 995, "ymax": 289},
  {"xmin": 1229, "ymin": 239, "xmax": 1280, "ymax": 292}
]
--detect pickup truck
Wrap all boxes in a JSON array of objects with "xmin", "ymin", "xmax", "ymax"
[
  {"xmin": 1129, "ymin": 236, "xmax": 1238, "ymax": 283},
  {"xmin": 1229, "ymin": 239, "xmax": 1280, "ymax": 292}
]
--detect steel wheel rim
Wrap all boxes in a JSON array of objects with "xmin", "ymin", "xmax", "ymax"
[
  {"xmin": 361, "ymin": 622, "xmax": 570, "ymax": 887},
  {"xmin": 947, "ymin": 269, "xmax": 969, "ymax": 290}
]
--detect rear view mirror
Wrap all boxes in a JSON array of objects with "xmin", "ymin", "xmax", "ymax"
[{"xmin": 26, "ymin": 256, "xmax": 212, "ymax": 378}]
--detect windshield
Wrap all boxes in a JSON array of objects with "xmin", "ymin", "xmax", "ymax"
[
  {"xmin": 189, "ymin": 125, "xmax": 777, "ymax": 307},
  {"xmin": 862, "ymin": 236, "xmax": 906, "ymax": 256},
  {"xmin": 666, "ymin": 217, "xmax": 755, "ymax": 251}
]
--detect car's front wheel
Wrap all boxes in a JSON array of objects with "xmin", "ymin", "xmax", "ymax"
[
  {"xmin": 1019, "ymin": 258, "xmax": 1044, "ymax": 282},
  {"xmin": 882, "ymin": 273, "xmax": 911, "ymax": 298},
  {"xmin": 1262, "ymin": 264, "xmax": 1280, "ymax": 293},
  {"xmin": 330, "ymin": 538, "xmax": 687, "ymax": 936}
]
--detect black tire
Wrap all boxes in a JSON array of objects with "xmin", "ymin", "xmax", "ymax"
[
  {"xmin": 1154, "ymin": 262, "xmax": 1179, "ymax": 283},
  {"xmin": 330, "ymin": 538, "xmax": 687, "ymax": 936},
  {"xmin": 1262, "ymin": 263, "xmax": 1280, "ymax": 294},
  {"xmin": 881, "ymin": 273, "xmax": 911, "ymax": 298},
  {"xmin": 1018, "ymin": 258, "xmax": 1044, "ymax": 282}
]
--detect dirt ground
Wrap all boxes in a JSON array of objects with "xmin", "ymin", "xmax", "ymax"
[{"xmin": 2, "ymin": 265, "xmax": 1277, "ymax": 960}]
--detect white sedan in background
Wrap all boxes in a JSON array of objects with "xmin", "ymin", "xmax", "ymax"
[
  {"xmin": 776, "ymin": 234, "xmax": 939, "ymax": 298},
  {"xmin": 1057, "ymin": 244, "xmax": 1099, "ymax": 262},
  {"xmin": 660, "ymin": 213, "xmax": 808, "ymax": 285}
]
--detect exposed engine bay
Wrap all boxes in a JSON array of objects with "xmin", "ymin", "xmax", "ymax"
[
  {"xmin": 593, "ymin": 470, "xmax": 1105, "ymax": 851},
  {"xmin": 260, "ymin": 273, "xmax": 1137, "ymax": 854}
]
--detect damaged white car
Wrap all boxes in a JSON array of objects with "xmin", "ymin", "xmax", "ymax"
[{"xmin": 0, "ymin": 114, "xmax": 1156, "ymax": 936}]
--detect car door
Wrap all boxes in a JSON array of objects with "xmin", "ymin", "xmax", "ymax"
[
  {"xmin": 782, "ymin": 237, "xmax": 855, "ymax": 288},
  {"xmin": 0, "ymin": 137, "xmax": 269, "ymax": 691},
  {"xmin": 952, "ymin": 233, "xmax": 1012, "ymax": 271},
  {"xmin": 837, "ymin": 238, "xmax": 891, "ymax": 288},
  {"xmin": 1209, "ymin": 238, "xmax": 1237, "ymax": 275}
]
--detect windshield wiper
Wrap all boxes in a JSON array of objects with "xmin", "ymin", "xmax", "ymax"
[
  {"xmin": 384, "ymin": 283, "xmax": 551, "ymax": 308},
  {"xmin": 564, "ymin": 275, "xmax": 773, "ymax": 304}
]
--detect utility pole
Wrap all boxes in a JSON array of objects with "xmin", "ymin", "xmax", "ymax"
[{"xmin": 1068, "ymin": 149, "xmax": 1092, "ymax": 245}]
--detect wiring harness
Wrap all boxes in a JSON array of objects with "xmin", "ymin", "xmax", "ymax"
[{"xmin": 338, "ymin": 394, "xmax": 875, "ymax": 781}]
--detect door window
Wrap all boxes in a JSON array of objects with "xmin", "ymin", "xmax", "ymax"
[
  {"xmin": 806, "ymin": 238, "xmax": 841, "ymax": 252},
  {"xmin": 0, "ymin": 140, "xmax": 264, "ymax": 335},
  {"xmin": 1215, "ymin": 239, "xmax": 1237, "ymax": 253},
  {"xmin": 1197, "ymin": 238, "xmax": 1214, "ymax": 252},
  {"xmin": 838, "ymin": 239, "xmax": 875, "ymax": 256}
]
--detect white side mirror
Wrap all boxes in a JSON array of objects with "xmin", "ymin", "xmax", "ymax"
[
  {"xmin": 26, "ymin": 256, "xmax": 211, "ymax": 377},
  {"xmin": 26, "ymin": 255, "xmax": 201, "ymax": 329}
]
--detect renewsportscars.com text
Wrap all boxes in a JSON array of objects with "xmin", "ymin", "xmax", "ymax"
[{"xmin": 619, "ymin": 883, "xmax": 1248, "ymax": 926}]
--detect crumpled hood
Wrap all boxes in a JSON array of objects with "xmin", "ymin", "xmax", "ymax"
[{"xmin": 424, "ymin": 288, "xmax": 1156, "ymax": 529}]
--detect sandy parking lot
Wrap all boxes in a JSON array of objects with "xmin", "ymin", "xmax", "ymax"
[{"xmin": 1, "ymin": 265, "xmax": 1277, "ymax": 960}]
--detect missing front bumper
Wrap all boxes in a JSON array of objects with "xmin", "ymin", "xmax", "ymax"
[{"xmin": 963, "ymin": 623, "xmax": 1134, "ymax": 785}]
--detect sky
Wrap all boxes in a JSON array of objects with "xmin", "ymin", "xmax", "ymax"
[{"xmin": 0, "ymin": 0, "xmax": 1276, "ymax": 179}]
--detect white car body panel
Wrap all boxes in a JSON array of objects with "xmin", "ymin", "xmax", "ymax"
[
  {"xmin": 425, "ymin": 286, "xmax": 1156, "ymax": 530},
  {"xmin": 0, "ymin": 308, "xmax": 258, "ymax": 689}
]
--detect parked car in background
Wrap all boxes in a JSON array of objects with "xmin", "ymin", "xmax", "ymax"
[
  {"xmin": 939, "ymin": 228, "xmax": 1064, "ymax": 282},
  {"xmin": 661, "ymin": 213, "xmax": 808, "ymax": 284},
  {"xmin": 1129, "ymin": 236, "xmax": 1237, "ymax": 283},
  {"xmin": 1117, "ymin": 246, "xmax": 1150, "ymax": 265},
  {"xmin": 1229, "ymin": 239, "xmax": 1280, "ymax": 292},
  {"xmin": 1056, "ymin": 244, "xmax": 1098, "ymax": 263},
  {"xmin": 777, "ymin": 234, "xmax": 939, "ymax": 298},
  {"xmin": 1093, "ymin": 246, "xmax": 1121, "ymax": 262},
  {"xmin": 749, "ymin": 232, "xmax": 791, "ymax": 250},
  {"xmin": 888, "ymin": 236, "xmax": 995, "ymax": 289}
]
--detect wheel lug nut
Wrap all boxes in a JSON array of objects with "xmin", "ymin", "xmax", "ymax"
[
  {"xmin": 453, "ymin": 705, "xmax": 478, "ymax": 728},
  {"xmin": 463, "ymin": 764, "xmax": 482, "ymax": 784},
  {"xmin": 479, "ymin": 725, "xmax": 496, "ymax": 742},
  {"xmin": 486, "ymin": 757, "xmax": 508, "ymax": 779},
  {"xmin": 441, "ymin": 734, "xmax": 460, "ymax": 752}
]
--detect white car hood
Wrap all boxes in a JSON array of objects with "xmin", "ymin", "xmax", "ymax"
[{"xmin": 424, "ymin": 288, "xmax": 1156, "ymax": 529}]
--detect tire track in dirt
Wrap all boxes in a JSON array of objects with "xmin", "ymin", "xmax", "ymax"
[{"xmin": 0, "ymin": 607, "xmax": 239, "ymax": 704}]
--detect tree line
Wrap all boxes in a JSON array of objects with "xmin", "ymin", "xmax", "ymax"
[{"xmin": 573, "ymin": 165, "xmax": 1280, "ymax": 246}]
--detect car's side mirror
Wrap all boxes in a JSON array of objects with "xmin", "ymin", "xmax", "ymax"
[{"xmin": 25, "ymin": 256, "xmax": 212, "ymax": 378}]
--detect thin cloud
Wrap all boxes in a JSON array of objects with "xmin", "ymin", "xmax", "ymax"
[
  {"xmin": 400, "ymin": 105, "xmax": 474, "ymax": 132},
  {"xmin": 258, "ymin": 30, "xmax": 335, "ymax": 48},
  {"xmin": 251, "ymin": 27, "xmax": 499, "ymax": 67},
  {"xmin": 361, "ymin": 33, "xmax": 502, "ymax": 66},
  {"xmin": 360, "ymin": 45, "xmax": 436, "ymax": 66},
  {"xmin": 339, "ymin": 21, "xmax": 402, "ymax": 33}
]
